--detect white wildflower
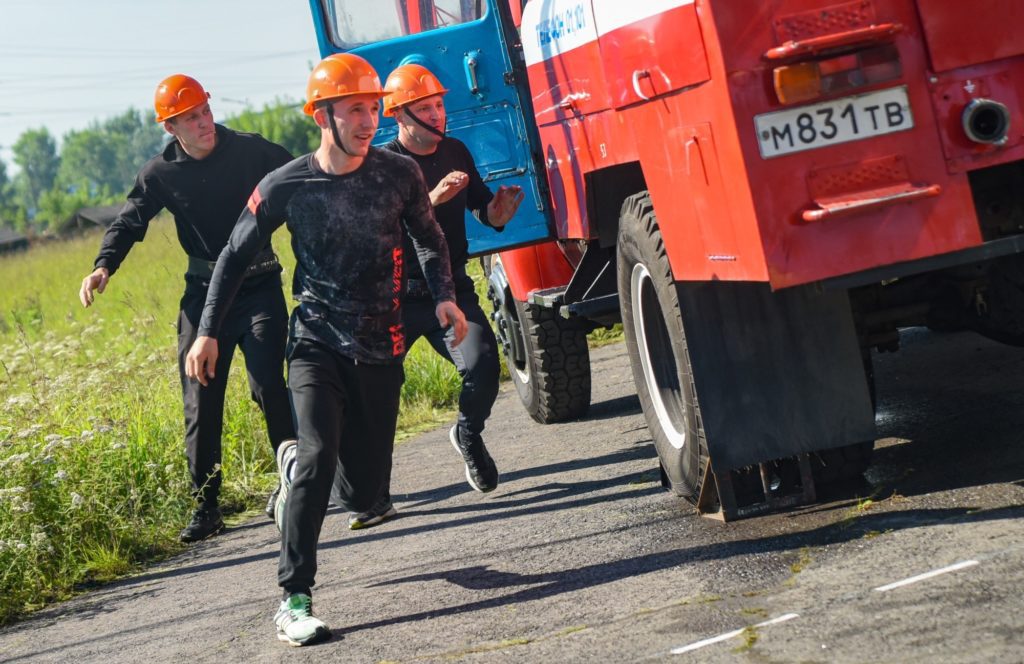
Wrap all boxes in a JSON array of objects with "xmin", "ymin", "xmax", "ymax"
[
  {"xmin": 110, "ymin": 442, "xmax": 126, "ymax": 450},
  {"xmin": 55, "ymin": 469, "xmax": 68, "ymax": 481},
  {"xmin": 80, "ymin": 430, "xmax": 95, "ymax": 441},
  {"xmin": 31, "ymin": 529, "xmax": 49, "ymax": 548},
  {"xmin": 70, "ymin": 492, "xmax": 84, "ymax": 509}
]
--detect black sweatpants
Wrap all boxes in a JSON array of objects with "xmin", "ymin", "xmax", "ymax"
[
  {"xmin": 279, "ymin": 338, "xmax": 404, "ymax": 594},
  {"xmin": 339, "ymin": 286, "xmax": 499, "ymax": 510},
  {"xmin": 403, "ymin": 286, "xmax": 500, "ymax": 437},
  {"xmin": 177, "ymin": 280, "xmax": 294, "ymax": 508}
]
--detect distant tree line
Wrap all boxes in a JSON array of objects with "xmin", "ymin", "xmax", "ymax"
[{"xmin": 0, "ymin": 99, "xmax": 317, "ymax": 234}]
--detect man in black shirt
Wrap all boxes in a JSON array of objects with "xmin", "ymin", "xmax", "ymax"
[
  {"xmin": 345, "ymin": 64, "xmax": 524, "ymax": 529},
  {"xmin": 79, "ymin": 74, "xmax": 296, "ymax": 543},
  {"xmin": 185, "ymin": 53, "xmax": 466, "ymax": 647}
]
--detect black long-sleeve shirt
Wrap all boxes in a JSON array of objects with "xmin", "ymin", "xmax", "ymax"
[
  {"xmin": 383, "ymin": 136, "xmax": 498, "ymax": 287},
  {"xmin": 198, "ymin": 148, "xmax": 455, "ymax": 364},
  {"xmin": 93, "ymin": 124, "xmax": 293, "ymax": 283}
]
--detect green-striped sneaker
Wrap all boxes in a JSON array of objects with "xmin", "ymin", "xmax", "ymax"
[
  {"xmin": 274, "ymin": 593, "xmax": 330, "ymax": 646},
  {"xmin": 274, "ymin": 439, "xmax": 298, "ymax": 533}
]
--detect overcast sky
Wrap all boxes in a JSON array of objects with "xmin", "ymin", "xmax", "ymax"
[{"xmin": 0, "ymin": 0, "xmax": 321, "ymax": 170}]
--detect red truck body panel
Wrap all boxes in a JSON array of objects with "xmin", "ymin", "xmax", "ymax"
[{"xmin": 518, "ymin": 0, "xmax": 1024, "ymax": 292}]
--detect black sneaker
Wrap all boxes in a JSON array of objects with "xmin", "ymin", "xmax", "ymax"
[
  {"xmin": 179, "ymin": 506, "xmax": 224, "ymax": 543},
  {"xmin": 348, "ymin": 495, "xmax": 398, "ymax": 530},
  {"xmin": 265, "ymin": 484, "xmax": 280, "ymax": 520},
  {"xmin": 449, "ymin": 425, "xmax": 498, "ymax": 493}
]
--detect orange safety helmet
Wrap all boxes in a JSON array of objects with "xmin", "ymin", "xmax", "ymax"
[
  {"xmin": 304, "ymin": 53, "xmax": 384, "ymax": 116},
  {"xmin": 382, "ymin": 64, "xmax": 449, "ymax": 117},
  {"xmin": 154, "ymin": 74, "xmax": 210, "ymax": 123}
]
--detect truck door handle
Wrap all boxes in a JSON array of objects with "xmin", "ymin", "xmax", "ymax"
[
  {"xmin": 464, "ymin": 50, "xmax": 481, "ymax": 95},
  {"xmin": 632, "ymin": 70, "xmax": 652, "ymax": 101}
]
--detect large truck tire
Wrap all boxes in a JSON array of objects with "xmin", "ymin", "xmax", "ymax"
[
  {"xmin": 486, "ymin": 256, "xmax": 591, "ymax": 424},
  {"xmin": 617, "ymin": 192, "xmax": 708, "ymax": 502},
  {"xmin": 511, "ymin": 299, "xmax": 591, "ymax": 423}
]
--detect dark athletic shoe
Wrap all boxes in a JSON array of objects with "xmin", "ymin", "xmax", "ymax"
[
  {"xmin": 274, "ymin": 439, "xmax": 298, "ymax": 533},
  {"xmin": 449, "ymin": 425, "xmax": 498, "ymax": 493},
  {"xmin": 348, "ymin": 496, "xmax": 398, "ymax": 530},
  {"xmin": 179, "ymin": 506, "xmax": 224, "ymax": 543},
  {"xmin": 275, "ymin": 593, "xmax": 330, "ymax": 646},
  {"xmin": 265, "ymin": 484, "xmax": 280, "ymax": 520}
]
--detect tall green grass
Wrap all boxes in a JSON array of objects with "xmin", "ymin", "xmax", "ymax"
[{"xmin": 0, "ymin": 218, "xmax": 465, "ymax": 624}]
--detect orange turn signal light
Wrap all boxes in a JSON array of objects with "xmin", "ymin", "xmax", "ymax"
[
  {"xmin": 772, "ymin": 44, "xmax": 902, "ymax": 106},
  {"xmin": 773, "ymin": 62, "xmax": 822, "ymax": 105}
]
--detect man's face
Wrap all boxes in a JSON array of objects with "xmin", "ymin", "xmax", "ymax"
[
  {"xmin": 319, "ymin": 94, "xmax": 381, "ymax": 156},
  {"xmin": 398, "ymin": 94, "xmax": 446, "ymax": 148},
  {"xmin": 165, "ymin": 103, "xmax": 216, "ymax": 158}
]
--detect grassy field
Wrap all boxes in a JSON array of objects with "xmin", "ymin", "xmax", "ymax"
[
  {"xmin": 0, "ymin": 218, "xmax": 464, "ymax": 624},
  {"xmin": 0, "ymin": 218, "xmax": 622, "ymax": 625}
]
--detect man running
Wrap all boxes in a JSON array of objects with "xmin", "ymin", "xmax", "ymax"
[
  {"xmin": 343, "ymin": 63, "xmax": 524, "ymax": 530},
  {"xmin": 79, "ymin": 74, "xmax": 296, "ymax": 543},
  {"xmin": 184, "ymin": 53, "xmax": 466, "ymax": 647}
]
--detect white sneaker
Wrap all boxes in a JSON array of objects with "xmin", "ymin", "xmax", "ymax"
[
  {"xmin": 274, "ymin": 593, "xmax": 330, "ymax": 646},
  {"xmin": 274, "ymin": 439, "xmax": 298, "ymax": 533}
]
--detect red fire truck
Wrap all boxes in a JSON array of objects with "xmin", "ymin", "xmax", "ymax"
[{"xmin": 310, "ymin": 0, "xmax": 1024, "ymax": 518}]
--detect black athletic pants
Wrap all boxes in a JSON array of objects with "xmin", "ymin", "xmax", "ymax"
[
  {"xmin": 177, "ymin": 280, "xmax": 294, "ymax": 508},
  {"xmin": 279, "ymin": 339, "xmax": 404, "ymax": 595},
  {"xmin": 403, "ymin": 286, "xmax": 500, "ymax": 438}
]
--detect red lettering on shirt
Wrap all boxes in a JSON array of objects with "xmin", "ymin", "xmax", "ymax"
[
  {"xmin": 390, "ymin": 323, "xmax": 405, "ymax": 356},
  {"xmin": 392, "ymin": 246, "xmax": 403, "ymax": 311}
]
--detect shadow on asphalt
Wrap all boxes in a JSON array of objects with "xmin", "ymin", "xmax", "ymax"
[
  {"xmin": 11, "ymin": 503, "xmax": 1020, "ymax": 662},
  {"xmin": 864, "ymin": 328, "xmax": 1024, "ymax": 500},
  {"xmin": 96, "ymin": 445, "xmax": 662, "ymax": 590},
  {"xmin": 341, "ymin": 503, "xmax": 1024, "ymax": 635},
  {"xmin": 394, "ymin": 442, "xmax": 655, "ymax": 506},
  {"xmin": 580, "ymin": 393, "xmax": 642, "ymax": 421}
]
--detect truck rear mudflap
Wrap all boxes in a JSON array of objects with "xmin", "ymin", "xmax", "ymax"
[{"xmin": 679, "ymin": 281, "xmax": 875, "ymax": 520}]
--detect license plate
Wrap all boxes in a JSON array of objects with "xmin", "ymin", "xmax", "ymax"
[{"xmin": 754, "ymin": 86, "xmax": 914, "ymax": 158}]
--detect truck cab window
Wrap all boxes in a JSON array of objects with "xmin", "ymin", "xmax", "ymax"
[{"xmin": 322, "ymin": 0, "xmax": 485, "ymax": 48}]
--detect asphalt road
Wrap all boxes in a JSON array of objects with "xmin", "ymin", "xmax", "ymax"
[{"xmin": 1, "ymin": 329, "xmax": 1022, "ymax": 663}]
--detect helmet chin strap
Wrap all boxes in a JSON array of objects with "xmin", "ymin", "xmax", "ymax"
[
  {"xmin": 325, "ymin": 102, "xmax": 361, "ymax": 157},
  {"xmin": 403, "ymin": 106, "xmax": 446, "ymax": 142}
]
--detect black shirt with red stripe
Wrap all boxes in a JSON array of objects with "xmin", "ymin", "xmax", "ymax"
[
  {"xmin": 93, "ymin": 124, "xmax": 293, "ymax": 284},
  {"xmin": 198, "ymin": 147, "xmax": 455, "ymax": 364}
]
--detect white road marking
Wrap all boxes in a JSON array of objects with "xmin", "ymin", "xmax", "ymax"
[
  {"xmin": 669, "ymin": 613, "xmax": 799, "ymax": 655},
  {"xmin": 873, "ymin": 560, "xmax": 980, "ymax": 592}
]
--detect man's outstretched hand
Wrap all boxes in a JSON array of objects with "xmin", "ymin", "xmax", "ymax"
[
  {"xmin": 436, "ymin": 301, "xmax": 468, "ymax": 346},
  {"xmin": 487, "ymin": 185, "xmax": 524, "ymax": 227},
  {"xmin": 430, "ymin": 170, "xmax": 469, "ymax": 206},
  {"xmin": 79, "ymin": 268, "xmax": 110, "ymax": 308},
  {"xmin": 185, "ymin": 336, "xmax": 219, "ymax": 387}
]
